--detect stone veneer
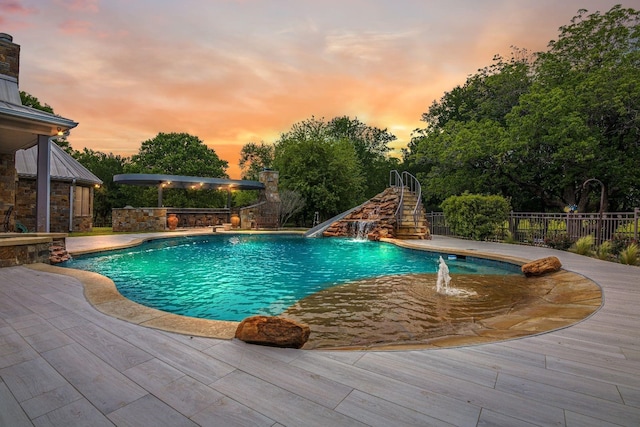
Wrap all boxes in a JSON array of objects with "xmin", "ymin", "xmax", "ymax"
[
  {"xmin": 0, "ymin": 34, "xmax": 20, "ymax": 80},
  {"xmin": 0, "ymin": 234, "xmax": 67, "ymax": 267},
  {"xmin": 15, "ymin": 179, "xmax": 93, "ymax": 233},
  {"xmin": 0, "ymin": 153, "xmax": 16, "ymax": 230},
  {"xmin": 323, "ymin": 187, "xmax": 400, "ymax": 240},
  {"xmin": 113, "ymin": 207, "xmax": 167, "ymax": 232}
]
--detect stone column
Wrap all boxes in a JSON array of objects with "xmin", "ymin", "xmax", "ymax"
[
  {"xmin": 36, "ymin": 135, "xmax": 51, "ymax": 232},
  {"xmin": 259, "ymin": 169, "xmax": 280, "ymax": 203},
  {"xmin": 0, "ymin": 153, "xmax": 16, "ymax": 231}
]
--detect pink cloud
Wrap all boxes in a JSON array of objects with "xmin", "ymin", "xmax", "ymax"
[
  {"xmin": 54, "ymin": 0, "xmax": 99, "ymax": 12},
  {"xmin": 0, "ymin": 0, "xmax": 36, "ymax": 15},
  {"xmin": 58, "ymin": 19, "xmax": 92, "ymax": 34},
  {"xmin": 0, "ymin": 0, "xmax": 37, "ymax": 29}
]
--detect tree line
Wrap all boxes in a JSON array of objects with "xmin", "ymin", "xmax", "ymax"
[
  {"xmin": 21, "ymin": 5, "xmax": 640, "ymax": 226},
  {"xmin": 404, "ymin": 5, "xmax": 639, "ymax": 213}
]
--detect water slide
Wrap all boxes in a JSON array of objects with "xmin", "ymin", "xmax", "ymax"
[{"xmin": 303, "ymin": 202, "xmax": 367, "ymax": 238}]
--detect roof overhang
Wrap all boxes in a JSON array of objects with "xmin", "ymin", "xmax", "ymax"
[
  {"xmin": 0, "ymin": 100, "xmax": 78, "ymax": 154},
  {"xmin": 113, "ymin": 173, "xmax": 265, "ymax": 191}
]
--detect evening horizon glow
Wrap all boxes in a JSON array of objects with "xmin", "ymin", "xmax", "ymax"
[{"xmin": 2, "ymin": 0, "xmax": 629, "ymax": 178}]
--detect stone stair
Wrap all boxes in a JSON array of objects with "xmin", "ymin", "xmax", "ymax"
[{"xmin": 394, "ymin": 191, "xmax": 430, "ymax": 239}]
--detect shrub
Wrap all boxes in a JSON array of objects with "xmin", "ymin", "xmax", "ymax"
[
  {"xmin": 502, "ymin": 229, "xmax": 518, "ymax": 244},
  {"xmin": 570, "ymin": 235, "xmax": 594, "ymax": 256},
  {"xmin": 441, "ymin": 193, "xmax": 511, "ymax": 241},
  {"xmin": 596, "ymin": 241, "xmax": 613, "ymax": 260},
  {"xmin": 611, "ymin": 233, "xmax": 635, "ymax": 255},
  {"xmin": 544, "ymin": 233, "xmax": 574, "ymax": 250},
  {"xmin": 619, "ymin": 243, "xmax": 639, "ymax": 265}
]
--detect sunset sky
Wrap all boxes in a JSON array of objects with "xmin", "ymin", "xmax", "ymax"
[{"xmin": 2, "ymin": 0, "xmax": 630, "ymax": 178}]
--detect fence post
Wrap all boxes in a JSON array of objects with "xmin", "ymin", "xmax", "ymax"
[{"xmin": 635, "ymin": 208, "xmax": 639, "ymax": 242}]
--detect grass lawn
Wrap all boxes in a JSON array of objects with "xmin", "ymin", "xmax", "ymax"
[{"xmin": 68, "ymin": 227, "xmax": 158, "ymax": 237}]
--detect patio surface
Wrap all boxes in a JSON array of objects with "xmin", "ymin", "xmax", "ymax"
[{"xmin": 1, "ymin": 232, "xmax": 639, "ymax": 426}]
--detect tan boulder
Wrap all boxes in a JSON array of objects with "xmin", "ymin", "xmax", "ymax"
[
  {"xmin": 521, "ymin": 256, "xmax": 562, "ymax": 277},
  {"xmin": 235, "ymin": 316, "xmax": 310, "ymax": 349}
]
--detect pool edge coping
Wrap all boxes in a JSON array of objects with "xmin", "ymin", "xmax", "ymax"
[{"xmin": 31, "ymin": 233, "xmax": 604, "ymax": 350}]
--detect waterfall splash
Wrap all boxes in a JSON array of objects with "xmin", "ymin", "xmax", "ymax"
[
  {"xmin": 348, "ymin": 220, "xmax": 377, "ymax": 240},
  {"xmin": 435, "ymin": 256, "xmax": 477, "ymax": 297}
]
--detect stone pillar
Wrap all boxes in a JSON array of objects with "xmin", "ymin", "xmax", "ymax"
[
  {"xmin": 36, "ymin": 135, "xmax": 51, "ymax": 232},
  {"xmin": 257, "ymin": 170, "xmax": 280, "ymax": 228},
  {"xmin": 0, "ymin": 153, "xmax": 16, "ymax": 230},
  {"xmin": 259, "ymin": 169, "xmax": 280, "ymax": 203}
]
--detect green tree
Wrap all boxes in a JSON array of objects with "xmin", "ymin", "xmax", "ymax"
[
  {"xmin": 127, "ymin": 132, "xmax": 229, "ymax": 208},
  {"xmin": 405, "ymin": 49, "xmax": 533, "ymax": 209},
  {"xmin": 273, "ymin": 119, "xmax": 365, "ymax": 222},
  {"xmin": 239, "ymin": 141, "xmax": 274, "ymax": 180},
  {"xmin": 508, "ymin": 5, "xmax": 640, "ymax": 211},
  {"xmin": 73, "ymin": 148, "xmax": 129, "ymax": 224},
  {"xmin": 327, "ymin": 116, "xmax": 399, "ymax": 197},
  {"xmin": 405, "ymin": 6, "xmax": 640, "ymax": 212},
  {"xmin": 20, "ymin": 91, "xmax": 54, "ymax": 113}
]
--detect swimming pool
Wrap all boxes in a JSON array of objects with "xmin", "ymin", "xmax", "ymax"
[{"xmin": 62, "ymin": 234, "xmax": 521, "ymax": 321}]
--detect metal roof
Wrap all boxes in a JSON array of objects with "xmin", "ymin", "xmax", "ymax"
[
  {"xmin": 0, "ymin": 75, "xmax": 78, "ymax": 154},
  {"xmin": 113, "ymin": 173, "xmax": 264, "ymax": 191},
  {"xmin": 15, "ymin": 142, "xmax": 103, "ymax": 185}
]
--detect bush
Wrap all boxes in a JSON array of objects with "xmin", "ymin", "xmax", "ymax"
[
  {"xmin": 596, "ymin": 241, "xmax": 613, "ymax": 260},
  {"xmin": 570, "ymin": 235, "xmax": 594, "ymax": 256},
  {"xmin": 441, "ymin": 193, "xmax": 511, "ymax": 241},
  {"xmin": 619, "ymin": 243, "xmax": 639, "ymax": 265},
  {"xmin": 611, "ymin": 233, "xmax": 635, "ymax": 255},
  {"xmin": 544, "ymin": 233, "xmax": 574, "ymax": 250}
]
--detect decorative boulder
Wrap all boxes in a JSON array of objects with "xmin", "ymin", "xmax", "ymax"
[
  {"xmin": 235, "ymin": 316, "xmax": 310, "ymax": 349},
  {"xmin": 521, "ymin": 256, "xmax": 562, "ymax": 277}
]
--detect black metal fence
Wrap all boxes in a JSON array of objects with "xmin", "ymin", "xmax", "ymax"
[{"xmin": 427, "ymin": 209, "xmax": 640, "ymax": 247}]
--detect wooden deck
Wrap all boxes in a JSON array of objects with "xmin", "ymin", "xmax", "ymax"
[{"xmin": 1, "ymin": 235, "xmax": 639, "ymax": 426}]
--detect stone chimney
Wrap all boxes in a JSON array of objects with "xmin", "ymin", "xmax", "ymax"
[{"xmin": 0, "ymin": 33, "xmax": 21, "ymax": 104}]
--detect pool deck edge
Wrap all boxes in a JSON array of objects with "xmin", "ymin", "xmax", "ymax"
[{"xmin": 52, "ymin": 233, "xmax": 604, "ymax": 349}]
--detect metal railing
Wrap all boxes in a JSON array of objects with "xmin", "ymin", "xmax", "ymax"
[
  {"xmin": 426, "ymin": 209, "xmax": 640, "ymax": 246},
  {"xmin": 389, "ymin": 170, "xmax": 404, "ymax": 226},
  {"xmin": 390, "ymin": 170, "xmax": 423, "ymax": 228}
]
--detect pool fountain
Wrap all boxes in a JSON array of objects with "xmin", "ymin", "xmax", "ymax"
[
  {"xmin": 436, "ymin": 255, "xmax": 451, "ymax": 294},
  {"xmin": 434, "ymin": 255, "xmax": 477, "ymax": 298}
]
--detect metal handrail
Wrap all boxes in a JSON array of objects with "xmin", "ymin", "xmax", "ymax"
[
  {"xmin": 390, "ymin": 170, "xmax": 405, "ymax": 225},
  {"xmin": 401, "ymin": 171, "xmax": 422, "ymax": 228},
  {"xmin": 390, "ymin": 170, "xmax": 423, "ymax": 228}
]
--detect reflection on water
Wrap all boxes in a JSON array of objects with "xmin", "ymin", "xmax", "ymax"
[{"xmin": 284, "ymin": 273, "xmax": 557, "ymax": 349}]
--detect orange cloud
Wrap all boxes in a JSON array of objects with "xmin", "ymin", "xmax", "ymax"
[{"xmin": 15, "ymin": 0, "xmax": 626, "ymax": 181}]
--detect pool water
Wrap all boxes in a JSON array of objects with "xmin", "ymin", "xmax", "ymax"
[{"xmin": 62, "ymin": 234, "xmax": 520, "ymax": 321}]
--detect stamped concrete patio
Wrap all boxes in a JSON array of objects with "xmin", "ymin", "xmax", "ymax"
[{"xmin": 1, "ymin": 233, "xmax": 639, "ymax": 426}]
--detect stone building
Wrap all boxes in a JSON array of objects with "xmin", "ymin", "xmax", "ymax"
[
  {"xmin": 0, "ymin": 33, "xmax": 83, "ymax": 265},
  {"xmin": 0, "ymin": 33, "xmax": 80, "ymax": 233},
  {"xmin": 14, "ymin": 142, "xmax": 101, "ymax": 232}
]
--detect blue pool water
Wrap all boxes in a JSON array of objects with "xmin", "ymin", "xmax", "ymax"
[{"xmin": 62, "ymin": 234, "xmax": 520, "ymax": 321}]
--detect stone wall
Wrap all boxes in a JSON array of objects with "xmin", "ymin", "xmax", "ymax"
[
  {"xmin": 0, "ymin": 153, "xmax": 16, "ymax": 231},
  {"xmin": 323, "ymin": 188, "xmax": 399, "ymax": 240},
  {"xmin": 0, "ymin": 234, "xmax": 67, "ymax": 267},
  {"xmin": 113, "ymin": 207, "xmax": 167, "ymax": 232},
  {"xmin": 166, "ymin": 209, "xmax": 229, "ymax": 228},
  {"xmin": 15, "ymin": 179, "xmax": 93, "ymax": 232}
]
